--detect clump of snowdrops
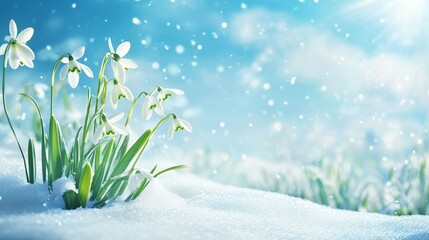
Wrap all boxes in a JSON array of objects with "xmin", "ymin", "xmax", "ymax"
[{"xmin": 0, "ymin": 19, "xmax": 192, "ymax": 209}]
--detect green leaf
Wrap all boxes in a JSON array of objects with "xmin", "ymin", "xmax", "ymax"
[
  {"xmin": 114, "ymin": 135, "xmax": 129, "ymax": 162},
  {"xmin": 58, "ymin": 123, "xmax": 69, "ymax": 170},
  {"xmin": 154, "ymin": 165, "xmax": 188, "ymax": 178},
  {"xmin": 63, "ymin": 190, "xmax": 80, "ymax": 210},
  {"xmin": 27, "ymin": 138, "xmax": 36, "ymax": 184},
  {"xmin": 19, "ymin": 93, "xmax": 47, "ymax": 182},
  {"xmin": 91, "ymin": 139, "xmax": 114, "ymax": 201},
  {"xmin": 110, "ymin": 129, "xmax": 152, "ymax": 178},
  {"xmin": 48, "ymin": 115, "xmax": 63, "ymax": 189},
  {"xmin": 96, "ymin": 174, "xmax": 129, "ymax": 202},
  {"xmin": 78, "ymin": 162, "xmax": 93, "ymax": 208},
  {"xmin": 107, "ymin": 177, "xmax": 129, "ymax": 199}
]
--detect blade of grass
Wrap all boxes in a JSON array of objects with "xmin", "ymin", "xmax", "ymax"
[
  {"xmin": 110, "ymin": 129, "xmax": 152, "ymax": 178},
  {"xmin": 154, "ymin": 165, "xmax": 187, "ymax": 178},
  {"xmin": 20, "ymin": 93, "xmax": 47, "ymax": 182},
  {"xmin": 78, "ymin": 162, "xmax": 93, "ymax": 208},
  {"xmin": 91, "ymin": 139, "xmax": 114, "ymax": 201},
  {"xmin": 48, "ymin": 115, "xmax": 63, "ymax": 189},
  {"xmin": 27, "ymin": 138, "xmax": 36, "ymax": 184}
]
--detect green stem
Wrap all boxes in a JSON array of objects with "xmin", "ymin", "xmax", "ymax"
[
  {"xmin": 50, "ymin": 53, "xmax": 69, "ymax": 117},
  {"xmin": 125, "ymin": 92, "xmax": 144, "ymax": 127},
  {"xmin": 95, "ymin": 54, "xmax": 110, "ymax": 115},
  {"xmin": 2, "ymin": 42, "xmax": 29, "ymax": 181},
  {"xmin": 130, "ymin": 113, "xmax": 174, "ymax": 170}
]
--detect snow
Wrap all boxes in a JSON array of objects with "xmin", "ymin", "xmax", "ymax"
[{"xmin": 1, "ymin": 145, "xmax": 429, "ymax": 239}]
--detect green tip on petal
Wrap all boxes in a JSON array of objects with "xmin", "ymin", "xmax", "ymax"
[
  {"xmin": 162, "ymin": 94, "xmax": 172, "ymax": 101},
  {"xmin": 149, "ymin": 104, "xmax": 157, "ymax": 110},
  {"xmin": 106, "ymin": 130, "xmax": 115, "ymax": 135},
  {"xmin": 68, "ymin": 67, "xmax": 80, "ymax": 73},
  {"xmin": 175, "ymin": 126, "xmax": 184, "ymax": 132}
]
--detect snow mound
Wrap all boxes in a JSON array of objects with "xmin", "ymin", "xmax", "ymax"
[{"xmin": 1, "ymin": 150, "xmax": 429, "ymax": 239}]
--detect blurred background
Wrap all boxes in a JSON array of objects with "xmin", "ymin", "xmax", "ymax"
[{"xmin": 2, "ymin": 0, "xmax": 429, "ymax": 214}]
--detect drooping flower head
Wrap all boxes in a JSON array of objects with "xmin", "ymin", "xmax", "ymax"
[
  {"xmin": 142, "ymin": 94, "xmax": 164, "ymax": 120},
  {"xmin": 167, "ymin": 115, "xmax": 192, "ymax": 140},
  {"xmin": 110, "ymin": 79, "xmax": 133, "ymax": 109},
  {"xmin": 157, "ymin": 87, "xmax": 184, "ymax": 102},
  {"xmin": 0, "ymin": 19, "xmax": 35, "ymax": 69},
  {"xmin": 108, "ymin": 37, "xmax": 138, "ymax": 84},
  {"xmin": 92, "ymin": 113, "xmax": 129, "ymax": 144},
  {"xmin": 60, "ymin": 46, "xmax": 94, "ymax": 88}
]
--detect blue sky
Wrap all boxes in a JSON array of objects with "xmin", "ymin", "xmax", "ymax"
[{"xmin": 1, "ymin": 0, "xmax": 429, "ymax": 162}]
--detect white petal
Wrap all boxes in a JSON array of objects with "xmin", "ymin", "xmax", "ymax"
[
  {"xmin": 21, "ymin": 57, "xmax": 34, "ymax": 68},
  {"xmin": 110, "ymin": 87, "xmax": 118, "ymax": 109},
  {"xmin": 9, "ymin": 20, "xmax": 17, "ymax": 38},
  {"xmin": 9, "ymin": 59, "xmax": 19, "ymax": 69},
  {"xmin": 120, "ymin": 58, "xmax": 138, "ymax": 69},
  {"xmin": 108, "ymin": 112, "xmax": 124, "ymax": 123},
  {"xmin": 9, "ymin": 47, "xmax": 19, "ymax": 61},
  {"xmin": 61, "ymin": 57, "xmax": 69, "ymax": 63},
  {"xmin": 135, "ymin": 168, "xmax": 154, "ymax": 181},
  {"xmin": 179, "ymin": 119, "xmax": 192, "ymax": 132},
  {"xmin": 0, "ymin": 44, "xmax": 7, "ymax": 55},
  {"xmin": 59, "ymin": 64, "xmax": 68, "ymax": 80},
  {"xmin": 167, "ymin": 123, "xmax": 175, "ymax": 140},
  {"xmin": 71, "ymin": 46, "xmax": 85, "ymax": 60},
  {"xmin": 154, "ymin": 101, "xmax": 164, "ymax": 115},
  {"xmin": 79, "ymin": 63, "xmax": 93, "ymax": 78},
  {"xmin": 111, "ymin": 124, "xmax": 129, "ymax": 135},
  {"xmin": 16, "ymin": 27, "xmax": 34, "ymax": 43},
  {"xmin": 142, "ymin": 97, "xmax": 152, "ymax": 120},
  {"xmin": 108, "ymin": 37, "xmax": 114, "ymax": 53},
  {"xmin": 68, "ymin": 71, "xmax": 79, "ymax": 88},
  {"xmin": 92, "ymin": 125, "xmax": 105, "ymax": 144},
  {"xmin": 16, "ymin": 43, "xmax": 35, "ymax": 60},
  {"xmin": 166, "ymin": 88, "xmax": 184, "ymax": 95},
  {"xmin": 114, "ymin": 61, "xmax": 126, "ymax": 83},
  {"xmin": 116, "ymin": 41, "xmax": 130, "ymax": 57},
  {"xmin": 121, "ymin": 85, "xmax": 134, "ymax": 101}
]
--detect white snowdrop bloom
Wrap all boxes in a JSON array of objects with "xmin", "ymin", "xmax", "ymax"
[
  {"xmin": 0, "ymin": 19, "xmax": 35, "ymax": 69},
  {"xmin": 108, "ymin": 37, "xmax": 138, "ymax": 84},
  {"xmin": 142, "ymin": 94, "xmax": 164, "ymax": 120},
  {"xmin": 92, "ymin": 113, "xmax": 129, "ymax": 144},
  {"xmin": 157, "ymin": 87, "xmax": 184, "ymax": 102},
  {"xmin": 128, "ymin": 168, "xmax": 154, "ymax": 192},
  {"xmin": 135, "ymin": 168, "xmax": 155, "ymax": 181},
  {"xmin": 168, "ymin": 115, "xmax": 192, "ymax": 140},
  {"xmin": 59, "ymin": 46, "xmax": 93, "ymax": 88},
  {"xmin": 110, "ymin": 79, "xmax": 134, "ymax": 109}
]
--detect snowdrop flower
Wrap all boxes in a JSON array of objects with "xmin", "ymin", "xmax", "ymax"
[
  {"xmin": 110, "ymin": 79, "xmax": 133, "ymax": 109},
  {"xmin": 108, "ymin": 37, "xmax": 138, "ymax": 84},
  {"xmin": 128, "ymin": 168, "xmax": 154, "ymax": 192},
  {"xmin": 157, "ymin": 87, "xmax": 184, "ymax": 102},
  {"xmin": 168, "ymin": 115, "xmax": 192, "ymax": 140},
  {"xmin": 0, "ymin": 19, "xmax": 35, "ymax": 69},
  {"xmin": 135, "ymin": 168, "xmax": 155, "ymax": 181},
  {"xmin": 59, "ymin": 47, "xmax": 94, "ymax": 89},
  {"xmin": 142, "ymin": 94, "xmax": 163, "ymax": 120},
  {"xmin": 92, "ymin": 113, "xmax": 129, "ymax": 144}
]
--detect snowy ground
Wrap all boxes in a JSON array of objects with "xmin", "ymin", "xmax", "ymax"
[{"xmin": 1, "ymin": 148, "xmax": 429, "ymax": 239}]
